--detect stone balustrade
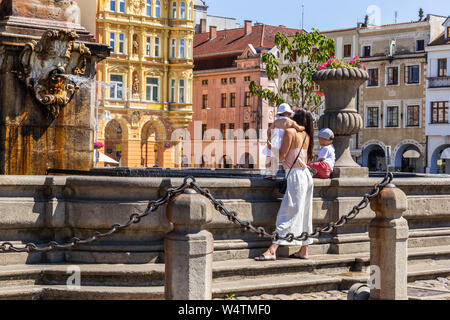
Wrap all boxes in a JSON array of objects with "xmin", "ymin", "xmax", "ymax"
[{"xmin": 0, "ymin": 175, "xmax": 449, "ymax": 267}]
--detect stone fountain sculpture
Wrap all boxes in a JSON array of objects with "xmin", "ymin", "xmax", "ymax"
[
  {"xmin": 0, "ymin": 0, "xmax": 110, "ymax": 175},
  {"xmin": 313, "ymin": 67, "xmax": 369, "ymax": 178}
]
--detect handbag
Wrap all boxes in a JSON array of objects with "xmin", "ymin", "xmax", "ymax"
[{"xmin": 277, "ymin": 135, "xmax": 308, "ymax": 194}]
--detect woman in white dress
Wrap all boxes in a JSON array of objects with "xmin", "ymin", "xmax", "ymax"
[{"xmin": 255, "ymin": 109, "xmax": 315, "ymax": 261}]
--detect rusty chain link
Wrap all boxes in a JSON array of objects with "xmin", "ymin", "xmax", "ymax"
[{"xmin": 0, "ymin": 172, "xmax": 393, "ymax": 253}]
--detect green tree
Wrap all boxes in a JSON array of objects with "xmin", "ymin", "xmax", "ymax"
[{"xmin": 249, "ymin": 29, "xmax": 335, "ymax": 112}]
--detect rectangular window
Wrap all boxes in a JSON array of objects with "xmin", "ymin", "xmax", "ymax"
[
  {"xmin": 228, "ymin": 124, "xmax": 235, "ymax": 139},
  {"xmin": 154, "ymin": 37, "xmax": 160, "ymax": 57},
  {"xmin": 202, "ymin": 124, "xmax": 207, "ymax": 139},
  {"xmin": 431, "ymin": 101, "xmax": 449, "ymax": 124},
  {"xmin": 179, "ymin": 39, "xmax": 185, "ymax": 59},
  {"xmin": 386, "ymin": 106, "xmax": 399, "ymax": 127},
  {"xmin": 155, "ymin": 1, "xmax": 161, "ymax": 18},
  {"xmin": 146, "ymin": 77, "xmax": 159, "ymax": 102},
  {"xmin": 187, "ymin": 79, "xmax": 192, "ymax": 104},
  {"xmin": 230, "ymin": 93, "xmax": 236, "ymax": 108},
  {"xmin": 362, "ymin": 45, "xmax": 371, "ymax": 57},
  {"xmin": 220, "ymin": 124, "xmax": 226, "ymax": 140},
  {"xmin": 406, "ymin": 105, "xmax": 420, "ymax": 127},
  {"xmin": 243, "ymin": 123, "xmax": 250, "ymax": 139},
  {"xmin": 169, "ymin": 79, "xmax": 176, "ymax": 103},
  {"xmin": 179, "ymin": 79, "xmax": 185, "ymax": 103},
  {"xmin": 187, "ymin": 40, "xmax": 192, "ymax": 59},
  {"xmin": 170, "ymin": 39, "xmax": 176, "ymax": 58},
  {"xmin": 202, "ymin": 94, "xmax": 208, "ymax": 109},
  {"xmin": 448, "ymin": 27, "xmax": 450, "ymax": 38},
  {"xmin": 416, "ymin": 40, "xmax": 425, "ymax": 51},
  {"xmin": 110, "ymin": 0, "xmax": 116, "ymax": 11},
  {"xmin": 387, "ymin": 67, "xmax": 399, "ymax": 85},
  {"xmin": 146, "ymin": 0, "xmax": 152, "ymax": 16},
  {"xmin": 244, "ymin": 76, "xmax": 251, "ymax": 82},
  {"xmin": 110, "ymin": 74, "xmax": 123, "ymax": 99},
  {"xmin": 366, "ymin": 106, "xmax": 379, "ymax": 128},
  {"xmin": 221, "ymin": 93, "xmax": 227, "ymax": 108},
  {"xmin": 118, "ymin": 33, "xmax": 124, "ymax": 53},
  {"xmin": 119, "ymin": 0, "xmax": 125, "ymax": 13},
  {"xmin": 202, "ymin": 80, "xmax": 208, "ymax": 86},
  {"xmin": 180, "ymin": 2, "xmax": 186, "ymax": 19},
  {"xmin": 221, "ymin": 78, "xmax": 227, "ymax": 85},
  {"xmin": 406, "ymin": 65, "xmax": 420, "ymax": 84},
  {"xmin": 344, "ymin": 44, "xmax": 352, "ymax": 57},
  {"xmin": 146, "ymin": 37, "xmax": 151, "ymax": 56},
  {"xmin": 244, "ymin": 92, "xmax": 251, "ymax": 106},
  {"xmin": 172, "ymin": 2, "xmax": 177, "ymax": 19},
  {"xmin": 229, "ymin": 77, "xmax": 236, "ymax": 84},
  {"xmin": 367, "ymin": 68, "xmax": 379, "ymax": 87},
  {"xmin": 110, "ymin": 32, "xmax": 115, "ymax": 52},
  {"xmin": 438, "ymin": 59, "xmax": 447, "ymax": 77}
]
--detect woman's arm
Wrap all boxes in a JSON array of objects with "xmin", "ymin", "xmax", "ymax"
[{"xmin": 279, "ymin": 129, "xmax": 295, "ymax": 161}]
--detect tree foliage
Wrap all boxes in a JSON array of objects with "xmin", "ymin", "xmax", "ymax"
[{"xmin": 249, "ymin": 29, "xmax": 335, "ymax": 112}]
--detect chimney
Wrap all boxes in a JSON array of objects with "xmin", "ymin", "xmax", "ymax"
[
  {"xmin": 209, "ymin": 26, "xmax": 217, "ymax": 40},
  {"xmin": 200, "ymin": 19, "xmax": 207, "ymax": 33},
  {"xmin": 244, "ymin": 20, "xmax": 252, "ymax": 35}
]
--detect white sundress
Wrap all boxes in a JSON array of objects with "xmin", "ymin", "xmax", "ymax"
[{"xmin": 273, "ymin": 148, "xmax": 314, "ymax": 247}]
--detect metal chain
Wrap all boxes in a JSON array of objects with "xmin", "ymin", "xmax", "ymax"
[
  {"xmin": 190, "ymin": 171, "xmax": 394, "ymax": 243},
  {"xmin": 0, "ymin": 179, "xmax": 191, "ymax": 253},
  {"xmin": 0, "ymin": 172, "xmax": 393, "ymax": 253}
]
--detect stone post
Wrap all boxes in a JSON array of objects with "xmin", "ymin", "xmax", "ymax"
[
  {"xmin": 165, "ymin": 189, "xmax": 214, "ymax": 300},
  {"xmin": 369, "ymin": 184, "xmax": 409, "ymax": 300}
]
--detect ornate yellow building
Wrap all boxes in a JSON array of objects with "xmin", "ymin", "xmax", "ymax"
[{"xmin": 95, "ymin": 0, "xmax": 194, "ymax": 167}]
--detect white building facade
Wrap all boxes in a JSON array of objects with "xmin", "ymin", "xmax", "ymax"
[{"xmin": 426, "ymin": 16, "xmax": 450, "ymax": 174}]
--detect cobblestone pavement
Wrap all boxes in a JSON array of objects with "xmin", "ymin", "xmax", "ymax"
[{"xmin": 215, "ymin": 277, "xmax": 450, "ymax": 300}]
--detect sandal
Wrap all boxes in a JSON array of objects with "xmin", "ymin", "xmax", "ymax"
[{"xmin": 254, "ymin": 255, "xmax": 276, "ymax": 262}]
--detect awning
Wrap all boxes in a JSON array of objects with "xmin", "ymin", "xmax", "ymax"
[
  {"xmin": 95, "ymin": 151, "xmax": 119, "ymax": 164},
  {"xmin": 441, "ymin": 148, "xmax": 450, "ymax": 160},
  {"xmin": 403, "ymin": 150, "xmax": 421, "ymax": 159}
]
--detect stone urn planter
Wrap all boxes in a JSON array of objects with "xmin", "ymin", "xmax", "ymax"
[{"xmin": 312, "ymin": 67, "xmax": 369, "ymax": 178}]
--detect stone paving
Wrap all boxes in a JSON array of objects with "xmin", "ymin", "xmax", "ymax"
[{"xmin": 215, "ymin": 276, "xmax": 450, "ymax": 300}]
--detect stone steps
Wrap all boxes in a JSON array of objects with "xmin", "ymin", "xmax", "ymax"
[{"xmin": 0, "ymin": 245, "xmax": 449, "ymax": 299}]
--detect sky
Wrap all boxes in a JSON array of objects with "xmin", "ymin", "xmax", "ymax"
[{"xmin": 204, "ymin": 0, "xmax": 450, "ymax": 32}]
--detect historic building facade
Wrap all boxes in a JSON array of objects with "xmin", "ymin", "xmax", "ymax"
[
  {"xmin": 186, "ymin": 22, "xmax": 302, "ymax": 169},
  {"xmin": 358, "ymin": 15, "xmax": 445, "ymax": 173},
  {"xmin": 426, "ymin": 16, "xmax": 450, "ymax": 174},
  {"xmin": 93, "ymin": 0, "xmax": 195, "ymax": 167}
]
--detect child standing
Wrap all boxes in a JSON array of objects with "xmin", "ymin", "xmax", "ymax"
[
  {"xmin": 263, "ymin": 103, "xmax": 305, "ymax": 179},
  {"xmin": 309, "ymin": 128, "xmax": 335, "ymax": 179}
]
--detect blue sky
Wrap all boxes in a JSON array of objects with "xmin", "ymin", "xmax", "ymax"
[{"xmin": 205, "ymin": 0, "xmax": 450, "ymax": 32}]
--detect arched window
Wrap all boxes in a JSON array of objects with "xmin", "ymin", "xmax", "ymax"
[
  {"xmin": 155, "ymin": 0, "xmax": 161, "ymax": 18},
  {"xmin": 180, "ymin": 2, "xmax": 186, "ymax": 19},
  {"xmin": 179, "ymin": 38, "xmax": 185, "ymax": 59},
  {"xmin": 146, "ymin": 0, "xmax": 152, "ymax": 17},
  {"xmin": 172, "ymin": 2, "xmax": 177, "ymax": 19}
]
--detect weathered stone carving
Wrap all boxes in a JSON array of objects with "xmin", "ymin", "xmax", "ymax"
[
  {"xmin": 17, "ymin": 29, "xmax": 91, "ymax": 118},
  {"xmin": 130, "ymin": 0, "xmax": 145, "ymax": 14}
]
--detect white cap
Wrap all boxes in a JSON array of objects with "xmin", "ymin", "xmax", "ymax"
[
  {"xmin": 277, "ymin": 103, "xmax": 294, "ymax": 116},
  {"xmin": 318, "ymin": 128, "xmax": 335, "ymax": 140}
]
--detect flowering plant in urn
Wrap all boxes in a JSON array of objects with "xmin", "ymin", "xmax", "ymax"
[
  {"xmin": 312, "ymin": 57, "xmax": 369, "ymax": 176},
  {"xmin": 94, "ymin": 142, "xmax": 104, "ymax": 150}
]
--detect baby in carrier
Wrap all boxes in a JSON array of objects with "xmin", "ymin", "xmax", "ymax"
[{"xmin": 263, "ymin": 103, "xmax": 305, "ymax": 180}]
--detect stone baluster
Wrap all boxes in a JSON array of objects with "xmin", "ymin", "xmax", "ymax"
[
  {"xmin": 369, "ymin": 183, "xmax": 409, "ymax": 300},
  {"xmin": 165, "ymin": 188, "xmax": 214, "ymax": 300}
]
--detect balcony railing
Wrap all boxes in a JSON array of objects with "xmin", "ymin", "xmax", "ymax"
[{"xmin": 428, "ymin": 76, "xmax": 450, "ymax": 88}]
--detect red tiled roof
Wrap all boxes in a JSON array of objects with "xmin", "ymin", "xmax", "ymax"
[
  {"xmin": 194, "ymin": 24, "xmax": 305, "ymax": 57},
  {"xmin": 429, "ymin": 31, "xmax": 450, "ymax": 46}
]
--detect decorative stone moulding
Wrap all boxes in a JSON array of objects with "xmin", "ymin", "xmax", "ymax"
[
  {"xmin": 16, "ymin": 29, "xmax": 91, "ymax": 118},
  {"xmin": 312, "ymin": 67, "xmax": 369, "ymax": 176}
]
